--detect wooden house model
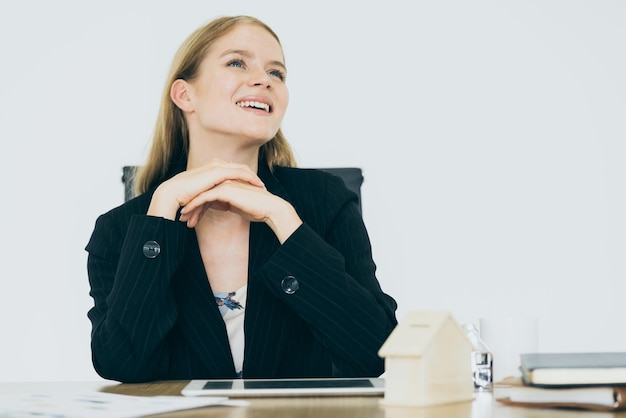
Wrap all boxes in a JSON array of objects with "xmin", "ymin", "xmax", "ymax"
[{"xmin": 378, "ymin": 310, "xmax": 475, "ymax": 407}]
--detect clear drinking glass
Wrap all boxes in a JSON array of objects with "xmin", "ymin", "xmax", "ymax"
[{"xmin": 462, "ymin": 323, "xmax": 493, "ymax": 392}]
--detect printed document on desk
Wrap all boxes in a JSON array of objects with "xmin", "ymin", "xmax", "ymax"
[{"xmin": 0, "ymin": 391, "xmax": 235, "ymax": 418}]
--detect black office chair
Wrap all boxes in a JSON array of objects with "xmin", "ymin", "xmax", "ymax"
[{"xmin": 122, "ymin": 165, "xmax": 363, "ymax": 212}]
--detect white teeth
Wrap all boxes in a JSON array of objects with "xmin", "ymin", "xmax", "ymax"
[{"xmin": 237, "ymin": 101, "xmax": 270, "ymax": 112}]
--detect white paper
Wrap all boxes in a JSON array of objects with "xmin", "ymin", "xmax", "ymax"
[
  {"xmin": 509, "ymin": 386, "xmax": 617, "ymax": 407},
  {"xmin": 0, "ymin": 391, "xmax": 234, "ymax": 418}
]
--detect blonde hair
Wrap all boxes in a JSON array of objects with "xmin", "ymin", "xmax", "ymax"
[{"xmin": 135, "ymin": 15, "xmax": 296, "ymax": 195}]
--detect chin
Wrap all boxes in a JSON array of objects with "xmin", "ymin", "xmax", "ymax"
[{"xmin": 245, "ymin": 130, "xmax": 278, "ymax": 144}]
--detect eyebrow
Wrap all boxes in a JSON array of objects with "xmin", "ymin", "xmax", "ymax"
[{"xmin": 221, "ymin": 49, "xmax": 286, "ymax": 71}]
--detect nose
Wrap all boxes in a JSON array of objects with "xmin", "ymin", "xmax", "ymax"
[{"xmin": 248, "ymin": 67, "xmax": 272, "ymax": 89}]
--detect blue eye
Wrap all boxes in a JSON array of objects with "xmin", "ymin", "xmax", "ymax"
[
  {"xmin": 227, "ymin": 59, "xmax": 244, "ymax": 68},
  {"xmin": 268, "ymin": 69, "xmax": 285, "ymax": 81}
]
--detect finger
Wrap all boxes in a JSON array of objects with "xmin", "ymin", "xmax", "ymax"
[
  {"xmin": 203, "ymin": 160, "xmax": 265, "ymax": 188},
  {"xmin": 183, "ymin": 210, "xmax": 201, "ymax": 228},
  {"xmin": 180, "ymin": 181, "xmax": 239, "ymax": 214},
  {"xmin": 181, "ymin": 205, "xmax": 210, "ymax": 228},
  {"xmin": 184, "ymin": 182, "xmax": 266, "ymax": 223},
  {"xmin": 182, "ymin": 189, "xmax": 229, "ymax": 215},
  {"xmin": 177, "ymin": 165, "xmax": 265, "ymax": 208}
]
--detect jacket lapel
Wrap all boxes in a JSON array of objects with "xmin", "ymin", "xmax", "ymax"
[
  {"xmin": 244, "ymin": 222, "xmax": 298, "ymax": 377},
  {"xmin": 174, "ymin": 229, "xmax": 237, "ymax": 378},
  {"xmin": 243, "ymin": 164, "xmax": 297, "ymax": 377}
]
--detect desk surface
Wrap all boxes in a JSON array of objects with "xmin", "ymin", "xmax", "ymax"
[{"xmin": 1, "ymin": 380, "xmax": 624, "ymax": 418}]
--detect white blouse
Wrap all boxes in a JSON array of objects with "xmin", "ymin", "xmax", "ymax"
[{"xmin": 214, "ymin": 285, "xmax": 247, "ymax": 376}]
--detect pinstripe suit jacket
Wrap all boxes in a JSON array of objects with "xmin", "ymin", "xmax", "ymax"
[{"xmin": 86, "ymin": 161, "xmax": 397, "ymax": 383}]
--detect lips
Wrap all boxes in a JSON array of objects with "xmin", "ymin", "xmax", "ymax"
[{"xmin": 236, "ymin": 100, "xmax": 271, "ymax": 113}]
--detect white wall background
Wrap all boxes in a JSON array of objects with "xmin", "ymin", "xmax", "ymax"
[{"xmin": 1, "ymin": 0, "xmax": 624, "ymax": 382}]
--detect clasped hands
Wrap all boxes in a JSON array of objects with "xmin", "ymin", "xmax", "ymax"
[{"xmin": 147, "ymin": 159, "xmax": 302, "ymax": 243}]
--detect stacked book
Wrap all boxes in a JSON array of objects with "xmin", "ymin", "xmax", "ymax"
[{"xmin": 497, "ymin": 352, "xmax": 626, "ymax": 411}]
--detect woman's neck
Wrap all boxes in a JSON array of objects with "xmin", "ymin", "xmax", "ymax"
[{"xmin": 186, "ymin": 134, "xmax": 262, "ymax": 172}]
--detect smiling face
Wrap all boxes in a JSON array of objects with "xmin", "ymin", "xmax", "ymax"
[{"xmin": 178, "ymin": 23, "xmax": 289, "ymax": 150}]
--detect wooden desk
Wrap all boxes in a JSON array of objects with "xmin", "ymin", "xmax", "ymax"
[{"xmin": 1, "ymin": 380, "xmax": 625, "ymax": 418}]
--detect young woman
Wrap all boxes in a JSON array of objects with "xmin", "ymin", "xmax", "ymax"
[{"xmin": 86, "ymin": 15, "xmax": 397, "ymax": 383}]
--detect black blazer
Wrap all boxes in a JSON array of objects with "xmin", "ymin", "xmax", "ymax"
[{"xmin": 86, "ymin": 161, "xmax": 397, "ymax": 383}]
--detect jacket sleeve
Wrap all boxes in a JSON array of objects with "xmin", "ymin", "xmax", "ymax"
[
  {"xmin": 259, "ymin": 175, "xmax": 398, "ymax": 377},
  {"xmin": 85, "ymin": 212, "xmax": 187, "ymax": 382}
]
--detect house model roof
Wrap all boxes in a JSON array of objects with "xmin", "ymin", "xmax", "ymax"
[{"xmin": 378, "ymin": 311, "xmax": 464, "ymax": 358}]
